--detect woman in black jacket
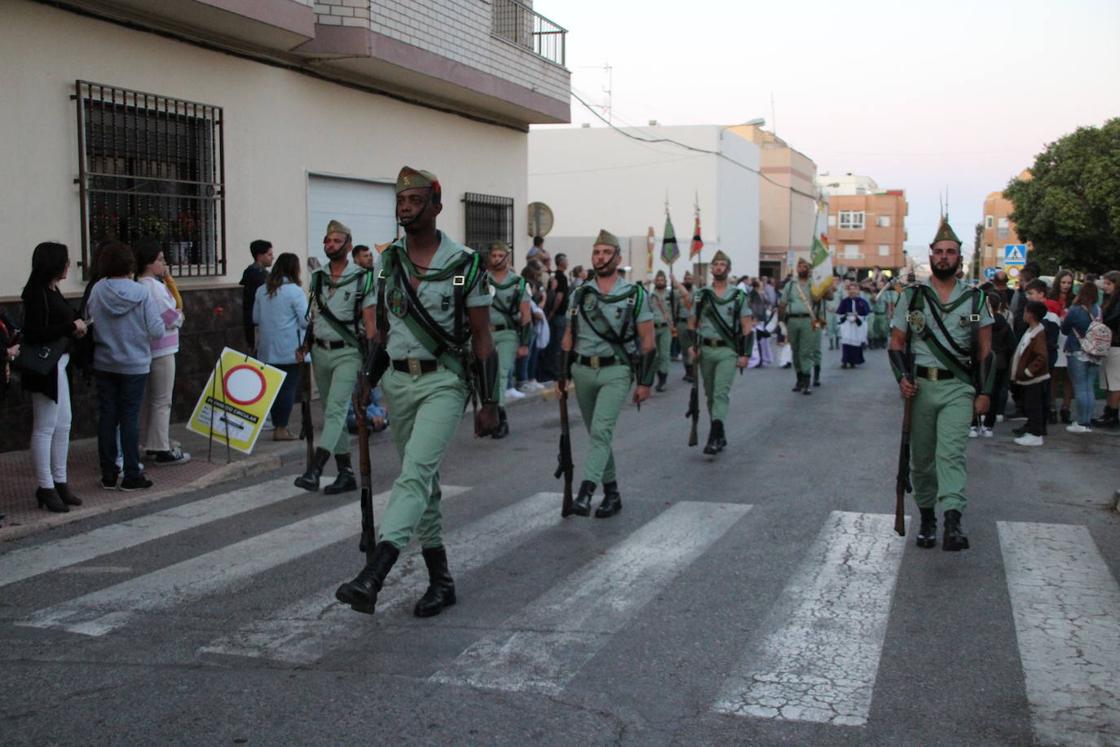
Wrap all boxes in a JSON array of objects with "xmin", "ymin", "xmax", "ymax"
[{"xmin": 21, "ymin": 242, "xmax": 89, "ymax": 512}]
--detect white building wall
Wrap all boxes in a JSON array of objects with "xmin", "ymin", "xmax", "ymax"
[
  {"xmin": 0, "ymin": 1, "xmax": 528, "ymax": 298},
  {"xmin": 528, "ymin": 126, "xmax": 760, "ymax": 281}
]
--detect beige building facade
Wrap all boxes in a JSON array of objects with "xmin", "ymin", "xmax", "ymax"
[
  {"xmin": 979, "ymin": 171, "xmax": 1032, "ymax": 270},
  {"xmin": 819, "ymin": 175, "xmax": 908, "ymax": 273}
]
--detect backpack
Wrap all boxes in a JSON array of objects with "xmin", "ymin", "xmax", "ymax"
[{"xmin": 1076, "ymin": 311, "xmax": 1111, "ymax": 359}]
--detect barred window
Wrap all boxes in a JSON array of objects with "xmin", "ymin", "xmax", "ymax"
[
  {"xmin": 463, "ymin": 193, "xmax": 514, "ymax": 254},
  {"xmin": 75, "ymin": 81, "xmax": 225, "ymax": 278}
]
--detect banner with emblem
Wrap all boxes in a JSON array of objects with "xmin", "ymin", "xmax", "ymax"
[
  {"xmin": 186, "ymin": 348, "xmax": 288, "ymax": 455},
  {"xmin": 810, "ymin": 233, "xmax": 834, "ymax": 299}
]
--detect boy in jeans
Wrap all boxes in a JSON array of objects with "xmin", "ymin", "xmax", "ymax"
[{"xmin": 1011, "ymin": 300, "xmax": 1051, "ymax": 446}]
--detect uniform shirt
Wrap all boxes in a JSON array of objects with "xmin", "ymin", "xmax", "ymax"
[
  {"xmin": 891, "ymin": 279, "xmax": 994, "ymax": 371},
  {"xmin": 374, "ymin": 233, "xmax": 490, "ymax": 361},
  {"xmin": 486, "ymin": 271, "xmax": 523, "ymax": 329},
  {"xmin": 309, "ymin": 261, "xmax": 375, "ymax": 343},
  {"xmin": 674, "ymin": 287, "xmax": 693, "ymax": 323},
  {"xmin": 571, "ymin": 276, "xmax": 653, "ymax": 358},
  {"xmin": 782, "ymin": 279, "xmax": 814, "ymax": 315},
  {"xmin": 649, "ymin": 288, "xmax": 672, "ymax": 325},
  {"xmin": 691, "ymin": 285, "xmax": 752, "ymax": 342}
]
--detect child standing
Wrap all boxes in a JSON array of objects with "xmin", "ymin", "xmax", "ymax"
[{"xmin": 1011, "ymin": 300, "xmax": 1051, "ymax": 446}]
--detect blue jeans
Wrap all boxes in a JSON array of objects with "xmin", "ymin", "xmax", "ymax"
[
  {"xmin": 1067, "ymin": 355, "xmax": 1099, "ymax": 426},
  {"xmin": 96, "ymin": 371, "xmax": 149, "ymax": 480},
  {"xmin": 270, "ymin": 363, "xmax": 301, "ymax": 429},
  {"xmin": 517, "ymin": 328, "xmax": 538, "ymax": 383}
]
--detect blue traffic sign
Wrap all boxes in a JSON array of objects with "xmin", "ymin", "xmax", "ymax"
[
  {"xmin": 984, "ymin": 267, "xmax": 997, "ymax": 280},
  {"xmin": 1004, "ymin": 244, "xmax": 1028, "ymax": 266}
]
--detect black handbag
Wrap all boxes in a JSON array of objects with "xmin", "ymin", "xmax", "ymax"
[{"xmin": 15, "ymin": 289, "xmax": 69, "ymax": 377}]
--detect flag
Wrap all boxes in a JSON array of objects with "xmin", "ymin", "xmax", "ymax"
[
  {"xmin": 661, "ymin": 213, "xmax": 680, "ymax": 265},
  {"xmin": 810, "ymin": 233, "xmax": 834, "ymax": 299},
  {"xmin": 690, "ymin": 212, "xmax": 704, "ymax": 259},
  {"xmin": 646, "ymin": 226, "xmax": 655, "ymax": 275}
]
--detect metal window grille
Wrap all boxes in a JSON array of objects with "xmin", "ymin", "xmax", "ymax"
[
  {"xmin": 74, "ymin": 80, "xmax": 226, "ymax": 279},
  {"xmin": 491, "ymin": 0, "xmax": 567, "ymax": 67},
  {"xmin": 463, "ymin": 193, "xmax": 515, "ymax": 254}
]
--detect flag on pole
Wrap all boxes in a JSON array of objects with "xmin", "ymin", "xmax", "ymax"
[
  {"xmin": 810, "ymin": 233, "xmax": 834, "ymax": 299},
  {"xmin": 690, "ymin": 209, "xmax": 704, "ymax": 259},
  {"xmin": 646, "ymin": 226, "xmax": 655, "ymax": 275},
  {"xmin": 661, "ymin": 212, "xmax": 680, "ymax": 265}
]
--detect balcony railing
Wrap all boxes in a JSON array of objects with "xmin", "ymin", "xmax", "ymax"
[{"xmin": 491, "ymin": 0, "xmax": 567, "ymax": 67}]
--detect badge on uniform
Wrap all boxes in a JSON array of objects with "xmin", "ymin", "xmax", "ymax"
[
  {"xmin": 960, "ymin": 313, "xmax": 982, "ymax": 326},
  {"xmin": 907, "ymin": 310, "xmax": 926, "ymax": 333},
  {"xmin": 343, "ymin": 290, "xmax": 352, "ymax": 303},
  {"xmin": 582, "ymin": 294, "xmax": 598, "ymax": 313},
  {"xmin": 441, "ymin": 295, "xmax": 451, "ymax": 311},
  {"xmin": 386, "ymin": 287, "xmax": 409, "ymax": 318}
]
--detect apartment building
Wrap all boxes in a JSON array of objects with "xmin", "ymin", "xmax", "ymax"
[
  {"xmin": 818, "ymin": 174, "xmax": 908, "ymax": 274},
  {"xmin": 979, "ymin": 171, "xmax": 1032, "ymax": 270}
]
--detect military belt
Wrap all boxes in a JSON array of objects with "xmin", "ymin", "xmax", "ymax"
[
  {"xmin": 701, "ymin": 338, "xmax": 729, "ymax": 348},
  {"xmin": 654, "ymin": 322, "xmax": 669, "ymax": 329},
  {"xmin": 490, "ymin": 323, "xmax": 511, "ymax": 332},
  {"xmin": 392, "ymin": 358, "xmax": 439, "ymax": 376},
  {"xmin": 575, "ymin": 354, "xmax": 622, "ymax": 369},
  {"xmin": 916, "ymin": 365, "xmax": 955, "ymax": 381},
  {"xmin": 786, "ymin": 313, "xmax": 811, "ymax": 318},
  {"xmin": 314, "ymin": 339, "xmax": 347, "ymax": 350}
]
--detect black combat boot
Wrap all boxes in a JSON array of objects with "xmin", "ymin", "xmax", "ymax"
[
  {"xmin": 703, "ymin": 421, "xmax": 721, "ymax": 455},
  {"xmin": 792, "ymin": 374, "xmax": 803, "ymax": 392},
  {"xmin": 801, "ymin": 373, "xmax": 812, "ymax": 395},
  {"xmin": 916, "ymin": 508, "xmax": 937, "ymax": 549},
  {"xmin": 713, "ymin": 419, "xmax": 727, "ymax": 451},
  {"xmin": 492, "ymin": 408, "xmax": 510, "ymax": 439},
  {"xmin": 571, "ymin": 480, "xmax": 596, "ymax": 517},
  {"xmin": 323, "ymin": 454, "xmax": 357, "ymax": 495},
  {"xmin": 294, "ymin": 447, "xmax": 331, "ymax": 492},
  {"xmin": 1091, "ymin": 407, "xmax": 1118, "ymax": 428},
  {"xmin": 335, "ymin": 541, "xmax": 400, "ymax": 614},
  {"xmin": 813, "ymin": 365, "xmax": 821, "ymax": 387},
  {"xmin": 942, "ymin": 509, "xmax": 970, "ymax": 551},
  {"xmin": 54, "ymin": 482, "xmax": 82, "ymax": 506},
  {"xmin": 683, "ymin": 364, "xmax": 695, "ymax": 384},
  {"xmin": 414, "ymin": 546, "xmax": 456, "ymax": 617},
  {"xmin": 655, "ymin": 372, "xmax": 668, "ymax": 392},
  {"xmin": 595, "ymin": 481, "xmax": 622, "ymax": 518}
]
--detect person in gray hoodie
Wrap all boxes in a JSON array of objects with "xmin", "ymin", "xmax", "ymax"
[{"xmin": 87, "ymin": 241, "xmax": 164, "ymax": 491}]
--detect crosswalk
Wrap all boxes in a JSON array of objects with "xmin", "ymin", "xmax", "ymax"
[{"xmin": 3, "ymin": 482, "xmax": 1119, "ymax": 746}]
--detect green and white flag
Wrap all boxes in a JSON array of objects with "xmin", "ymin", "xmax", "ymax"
[{"xmin": 661, "ymin": 212, "xmax": 680, "ymax": 265}]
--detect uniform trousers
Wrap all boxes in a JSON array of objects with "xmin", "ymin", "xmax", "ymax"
[
  {"xmin": 787, "ymin": 317, "xmax": 817, "ymax": 375},
  {"xmin": 654, "ymin": 325, "xmax": 672, "ymax": 375},
  {"xmin": 698, "ymin": 345, "xmax": 736, "ymax": 421},
  {"xmin": 311, "ymin": 344, "xmax": 361, "ymax": 455},
  {"xmin": 379, "ymin": 366, "xmax": 467, "ymax": 549},
  {"xmin": 492, "ymin": 329, "xmax": 518, "ymax": 407},
  {"xmin": 910, "ymin": 377, "xmax": 973, "ymax": 513},
  {"xmin": 571, "ymin": 362, "xmax": 630, "ymax": 484}
]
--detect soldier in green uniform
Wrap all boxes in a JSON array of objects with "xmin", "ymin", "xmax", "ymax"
[
  {"xmin": 294, "ymin": 219, "xmax": 375, "ymax": 494},
  {"xmin": 335, "ymin": 167, "xmax": 500, "ymax": 617},
  {"xmin": 557, "ymin": 229, "xmax": 656, "ymax": 518},
  {"xmin": 870, "ymin": 279, "xmax": 890, "ymax": 349},
  {"xmin": 673, "ymin": 271, "xmax": 696, "ymax": 382},
  {"xmin": 686, "ymin": 250, "xmax": 754, "ymax": 455},
  {"xmin": 649, "ymin": 270, "xmax": 673, "ymax": 392},
  {"xmin": 877, "ymin": 277, "xmax": 902, "ymax": 345},
  {"xmin": 889, "ymin": 217, "xmax": 993, "ymax": 551},
  {"xmin": 780, "ymin": 258, "xmax": 827, "ymax": 394},
  {"xmin": 484, "ymin": 241, "xmax": 530, "ymax": 438}
]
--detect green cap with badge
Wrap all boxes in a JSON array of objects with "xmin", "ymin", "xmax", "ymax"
[
  {"xmin": 396, "ymin": 166, "xmax": 441, "ymax": 199},
  {"xmin": 594, "ymin": 229, "xmax": 620, "ymax": 249},
  {"xmin": 711, "ymin": 249, "xmax": 731, "ymax": 266},
  {"xmin": 325, "ymin": 219, "xmax": 351, "ymax": 238},
  {"xmin": 930, "ymin": 216, "xmax": 962, "ymax": 246}
]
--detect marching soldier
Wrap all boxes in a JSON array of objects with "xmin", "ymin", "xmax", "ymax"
[
  {"xmin": 557, "ymin": 229, "xmax": 656, "ymax": 518},
  {"xmin": 484, "ymin": 241, "xmax": 531, "ymax": 438},
  {"xmin": 780, "ymin": 258, "xmax": 829, "ymax": 394},
  {"xmin": 673, "ymin": 271, "xmax": 696, "ymax": 382},
  {"xmin": 687, "ymin": 251, "xmax": 754, "ymax": 455},
  {"xmin": 650, "ymin": 270, "xmax": 673, "ymax": 392},
  {"xmin": 889, "ymin": 216, "xmax": 993, "ymax": 551},
  {"xmin": 335, "ymin": 166, "xmax": 500, "ymax": 616},
  {"xmin": 294, "ymin": 219, "xmax": 374, "ymax": 494}
]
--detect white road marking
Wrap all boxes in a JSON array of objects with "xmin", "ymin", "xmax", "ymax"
[
  {"xmin": 15, "ymin": 487, "xmax": 467, "ymax": 636},
  {"xmin": 0, "ymin": 476, "xmax": 307, "ymax": 588},
  {"xmin": 199, "ymin": 491, "xmax": 564, "ymax": 665},
  {"xmin": 713, "ymin": 511, "xmax": 907, "ymax": 727},
  {"xmin": 998, "ymin": 521, "xmax": 1120, "ymax": 747},
  {"xmin": 430, "ymin": 501, "xmax": 751, "ymax": 695}
]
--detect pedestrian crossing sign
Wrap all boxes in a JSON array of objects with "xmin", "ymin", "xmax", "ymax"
[{"xmin": 1003, "ymin": 244, "xmax": 1028, "ymax": 266}]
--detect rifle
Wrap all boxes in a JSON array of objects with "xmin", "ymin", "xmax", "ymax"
[
  {"xmin": 354, "ymin": 349, "xmax": 375, "ymax": 558},
  {"xmin": 894, "ymin": 357, "xmax": 913, "ymax": 537},
  {"xmin": 686, "ymin": 348, "xmax": 701, "ymax": 447},
  {"xmin": 299, "ymin": 324, "xmax": 315, "ymax": 468},
  {"xmin": 555, "ymin": 350, "xmax": 574, "ymax": 517}
]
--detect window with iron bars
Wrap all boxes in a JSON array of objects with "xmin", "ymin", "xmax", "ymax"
[
  {"xmin": 462, "ymin": 193, "xmax": 515, "ymax": 255},
  {"xmin": 74, "ymin": 81, "xmax": 225, "ymax": 279}
]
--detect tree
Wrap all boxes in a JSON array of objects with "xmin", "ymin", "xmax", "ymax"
[{"xmin": 1004, "ymin": 118, "xmax": 1120, "ymax": 273}]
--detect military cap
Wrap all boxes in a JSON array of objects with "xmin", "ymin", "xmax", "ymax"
[
  {"xmin": 325, "ymin": 219, "xmax": 351, "ymax": 238},
  {"xmin": 930, "ymin": 216, "xmax": 962, "ymax": 246},
  {"xmin": 796, "ymin": 256, "xmax": 811, "ymax": 267},
  {"xmin": 488, "ymin": 241, "xmax": 511, "ymax": 255},
  {"xmin": 594, "ymin": 229, "xmax": 620, "ymax": 249},
  {"xmin": 396, "ymin": 166, "xmax": 441, "ymax": 199},
  {"xmin": 711, "ymin": 250, "xmax": 731, "ymax": 266}
]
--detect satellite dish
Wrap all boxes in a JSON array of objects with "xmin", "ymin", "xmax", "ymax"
[{"xmin": 527, "ymin": 202, "xmax": 554, "ymax": 238}]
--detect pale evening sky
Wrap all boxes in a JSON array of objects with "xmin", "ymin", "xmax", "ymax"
[{"xmin": 532, "ymin": 0, "xmax": 1120, "ymax": 261}]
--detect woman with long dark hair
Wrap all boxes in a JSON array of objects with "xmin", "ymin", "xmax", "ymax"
[
  {"xmin": 252, "ymin": 252, "xmax": 308, "ymax": 441},
  {"xmin": 1048, "ymin": 270, "xmax": 1076, "ymax": 422},
  {"xmin": 1092, "ymin": 271, "xmax": 1120, "ymax": 428},
  {"xmin": 21, "ymin": 242, "xmax": 89, "ymax": 512}
]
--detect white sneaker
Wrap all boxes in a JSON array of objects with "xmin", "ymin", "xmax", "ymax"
[
  {"xmin": 528, "ymin": 380, "xmax": 545, "ymax": 392},
  {"xmin": 996, "ymin": 414, "xmax": 1005, "ymax": 423},
  {"xmin": 517, "ymin": 382, "xmax": 535, "ymax": 394},
  {"xmin": 1065, "ymin": 423, "xmax": 1092, "ymax": 434},
  {"xmin": 505, "ymin": 387, "xmax": 525, "ymax": 400},
  {"xmin": 968, "ymin": 426, "xmax": 979, "ymax": 439},
  {"xmin": 980, "ymin": 426, "xmax": 993, "ymax": 438},
  {"xmin": 1014, "ymin": 433, "xmax": 1044, "ymax": 447}
]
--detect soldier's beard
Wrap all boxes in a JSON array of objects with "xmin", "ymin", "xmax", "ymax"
[
  {"xmin": 931, "ymin": 258, "xmax": 961, "ymax": 280},
  {"xmin": 798, "ymin": 270, "xmax": 810, "ymax": 279},
  {"xmin": 595, "ymin": 263, "xmax": 617, "ymax": 277},
  {"xmin": 683, "ymin": 282, "xmax": 693, "ymax": 290},
  {"xmin": 325, "ymin": 245, "xmax": 348, "ymax": 262},
  {"xmin": 713, "ymin": 271, "xmax": 728, "ymax": 281}
]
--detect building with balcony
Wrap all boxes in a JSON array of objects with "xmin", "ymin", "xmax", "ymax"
[
  {"xmin": 818, "ymin": 174, "xmax": 908, "ymax": 275},
  {"xmin": 528, "ymin": 125, "xmax": 761, "ymax": 282},
  {"xmin": 979, "ymin": 171, "xmax": 1032, "ymax": 271},
  {"xmin": 0, "ymin": 0, "xmax": 569, "ymax": 450}
]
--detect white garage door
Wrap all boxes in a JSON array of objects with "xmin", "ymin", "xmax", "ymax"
[{"xmin": 306, "ymin": 175, "xmax": 397, "ymax": 266}]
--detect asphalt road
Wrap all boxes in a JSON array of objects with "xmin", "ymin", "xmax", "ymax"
[{"xmin": 2, "ymin": 347, "xmax": 1118, "ymax": 746}]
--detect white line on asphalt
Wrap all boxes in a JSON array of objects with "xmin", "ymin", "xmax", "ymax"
[
  {"xmin": 0, "ymin": 476, "xmax": 306, "ymax": 588},
  {"xmin": 712, "ymin": 511, "xmax": 908, "ymax": 727},
  {"xmin": 998, "ymin": 521, "xmax": 1120, "ymax": 747},
  {"xmin": 199, "ymin": 491, "xmax": 564, "ymax": 665},
  {"xmin": 429, "ymin": 501, "xmax": 752, "ymax": 696},
  {"xmin": 15, "ymin": 486, "xmax": 467, "ymax": 636}
]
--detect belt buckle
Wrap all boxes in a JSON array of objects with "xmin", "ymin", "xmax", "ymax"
[
  {"xmin": 929, "ymin": 367, "xmax": 940, "ymax": 381},
  {"xmin": 452, "ymin": 275, "xmax": 466, "ymax": 287},
  {"xmin": 590, "ymin": 355, "xmax": 601, "ymax": 369},
  {"xmin": 407, "ymin": 358, "xmax": 422, "ymax": 377}
]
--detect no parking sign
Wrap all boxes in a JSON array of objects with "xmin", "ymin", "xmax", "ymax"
[{"xmin": 186, "ymin": 347, "xmax": 288, "ymax": 454}]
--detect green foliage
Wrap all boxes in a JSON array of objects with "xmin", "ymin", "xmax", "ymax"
[{"xmin": 1005, "ymin": 118, "xmax": 1120, "ymax": 273}]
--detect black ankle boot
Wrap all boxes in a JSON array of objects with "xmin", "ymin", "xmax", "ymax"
[
  {"xmin": 571, "ymin": 480, "xmax": 595, "ymax": 517},
  {"xmin": 492, "ymin": 408, "xmax": 509, "ymax": 439},
  {"xmin": 792, "ymin": 374, "xmax": 803, "ymax": 392},
  {"xmin": 801, "ymin": 374, "xmax": 812, "ymax": 395},
  {"xmin": 683, "ymin": 365, "xmax": 695, "ymax": 383},
  {"xmin": 655, "ymin": 372, "xmax": 668, "ymax": 392},
  {"xmin": 1091, "ymin": 407, "xmax": 1119, "ymax": 428},
  {"xmin": 36, "ymin": 487, "xmax": 68, "ymax": 513},
  {"xmin": 414, "ymin": 546, "xmax": 456, "ymax": 617},
  {"xmin": 916, "ymin": 508, "xmax": 937, "ymax": 549},
  {"xmin": 942, "ymin": 510, "xmax": 970, "ymax": 551},
  {"xmin": 323, "ymin": 454, "xmax": 357, "ymax": 495},
  {"xmin": 1060, "ymin": 407, "xmax": 1072, "ymax": 424},
  {"xmin": 595, "ymin": 481, "xmax": 622, "ymax": 518},
  {"xmin": 54, "ymin": 482, "xmax": 82, "ymax": 506},
  {"xmin": 713, "ymin": 419, "xmax": 727, "ymax": 451},
  {"xmin": 703, "ymin": 421, "xmax": 721, "ymax": 455},
  {"xmin": 813, "ymin": 365, "xmax": 821, "ymax": 387},
  {"xmin": 295, "ymin": 447, "xmax": 331, "ymax": 491},
  {"xmin": 335, "ymin": 541, "xmax": 400, "ymax": 614}
]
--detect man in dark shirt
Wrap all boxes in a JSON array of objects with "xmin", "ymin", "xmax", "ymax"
[
  {"xmin": 239, "ymin": 239, "xmax": 273, "ymax": 351},
  {"xmin": 550, "ymin": 252, "xmax": 570, "ymax": 379}
]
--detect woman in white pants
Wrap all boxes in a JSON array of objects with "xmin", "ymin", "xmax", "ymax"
[
  {"xmin": 135, "ymin": 240, "xmax": 189, "ymax": 466},
  {"xmin": 20, "ymin": 242, "xmax": 89, "ymax": 512}
]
